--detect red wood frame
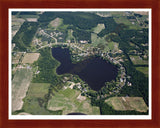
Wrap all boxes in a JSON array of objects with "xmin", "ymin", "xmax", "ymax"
[{"xmin": 0, "ymin": 0, "xmax": 160, "ymax": 128}]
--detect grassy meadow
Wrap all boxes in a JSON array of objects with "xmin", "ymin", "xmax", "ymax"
[{"xmin": 47, "ymin": 88, "xmax": 100, "ymax": 115}]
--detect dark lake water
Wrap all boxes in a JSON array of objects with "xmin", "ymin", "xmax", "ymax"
[
  {"xmin": 67, "ymin": 112, "xmax": 86, "ymax": 115},
  {"xmin": 52, "ymin": 47, "xmax": 118, "ymax": 91}
]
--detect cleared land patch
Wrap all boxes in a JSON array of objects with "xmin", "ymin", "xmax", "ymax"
[
  {"xmin": 12, "ymin": 16, "xmax": 25, "ymax": 38},
  {"xmin": 22, "ymin": 96, "xmax": 62, "ymax": 115},
  {"xmin": 136, "ymin": 67, "xmax": 148, "ymax": 77},
  {"xmin": 134, "ymin": 11, "xmax": 149, "ymax": 15},
  {"xmin": 26, "ymin": 18, "xmax": 38, "ymax": 22},
  {"xmin": 18, "ymin": 112, "xmax": 32, "ymax": 115},
  {"xmin": 113, "ymin": 16, "xmax": 140, "ymax": 30},
  {"xmin": 91, "ymin": 33, "xmax": 118, "ymax": 52},
  {"xmin": 93, "ymin": 24, "xmax": 105, "ymax": 34},
  {"xmin": 105, "ymin": 97, "xmax": 148, "ymax": 112},
  {"xmin": 12, "ymin": 52, "xmax": 24, "ymax": 64},
  {"xmin": 130, "ymin": 55, "xmax": 148, "ymax": 65},
  {"xmin": 27, "ymin": 83, "xmax": 50, "ymax": 98},
  {"xmin": 22, "ymin": 53, "xmax": 40, "ymax": 64},
  {"xmin": 66, "ymin": 29, "xmax": 75, "ymax": 42},
  {"xmin": 12, "ymin": 68, "xmax": 32, "ymax": 112},
  {"xmin": 49, "ymin": 18, "xmax": 63, "ymax": 28},
  {"xmin": 47, "ymin": 88, "xmax": 100, "ymax": 115},
  {"xmin": 91, "ymin": 33, "xmax": 108, "ymax": 49},
  {"xmin": 20, "ymin": 82, "xmax": 62, "ymax": 115}
]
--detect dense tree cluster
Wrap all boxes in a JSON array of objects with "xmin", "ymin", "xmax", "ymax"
[
  {"xmin": 32, "ymin": 47, "xmax": 60, "ymax": 84},
  {"xmin": 12, "ymin": 21, "xmax": 39, "ymax": 51},
  {"xmin": 38, "ymin": 12, "xmax": 104, "ymax": 42},
  {"xmin": 38, "ymin": 12, "xmax": 102, "ymax": 30},
  {"xmin": 72, "ymin": 28, "xmax": 91, "ymax": 42},
  {"xmin": 120, "ymin": 59, "xmax": 149, "ymax": 105},
  {"xmin": 12, "ymin": 11, "xmax": 19, "ymax": 15},
  {"xmin": 98, "ymin": 17, "xmax": 119, "ymax": 37},
  {"xmin": 19, "ymin": 11, "xmax": 37, "ymax": 15}
]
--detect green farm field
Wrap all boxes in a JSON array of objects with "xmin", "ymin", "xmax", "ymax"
[
  {"xmin": 91, "ymin": 33, "xmax": 118, "ymax": 52},
  {"xmin": 130, "ymin": 55, "xmax": 148, "ymax": 65},
  {"xmin": 26, "ymin": 83, "xmax": 50, "ymax": 98},
  {"xmin": 136, "ymin": 67, "xmax": 148, "ymax": 77},
  {"xmin": 113, "ymin": 16, "xmax": 141, "ymax": 30},
  {"xmin": 93, "ymin": 24, "xmax": 105, "ymax": 34},
  {"xmin": 12, "ymin": 68, "xmax": 32, "ymax": 112},
  {"xmin": 21, "ymin": 83, "xmax": 62, "ymax": 115},
  {"xmin": 47, "ymin": 88, "xmax": 100, "ymax": 115},
  {"xmin": 48, "ymin": 17, "xmax": 63, "ymax": 29},
  {"xmin": 105, "ymin": 97, "xmax": 148, "ymax": 112}
]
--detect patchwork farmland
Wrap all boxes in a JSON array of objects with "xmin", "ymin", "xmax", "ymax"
[
  {"xmin": 22, "ymin": 53, "xmax": 40, "ymax": 64},
  {"xmin": 105, "ymin": 97, "xmax": 148, "ymax": 112},
  {"xmin": 47, "ymin": 88, "xmax": 100, "ymax": 115},
  {"xmin": 12, "ymin": 68, "xmax": 32, "ymax": 112}
]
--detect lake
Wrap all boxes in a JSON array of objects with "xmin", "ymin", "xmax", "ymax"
[{"xmin": 52, "ymin": 47, "xmax": 118, "ymax": 91}]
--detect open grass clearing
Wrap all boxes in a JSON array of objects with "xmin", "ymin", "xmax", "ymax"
[
  {"xmin": 27, "ymin": 83, "xmax": 50, "ymax": 98},
  {"xmin": 93, "ymin": 24, "xmax": 105, "ymax": 34},
  {"xmin": 22, "ymin": 53, "xmax": 40, "ymax": 64},
  {"xmin": 113, "ymin": 16, "xmax": 141, "ymax": 30},
  {"xmin": 47, "ymin": 88, "xmax": 100, "ymax": 115},
  {"xmin": 48, "ymin": 17, "xmax": 63, "ymax": 29},
  {"xmin": 12, "ymin": 16, "xmax": 25, "ymax": 38},
  {"xmin": 136, "ymin": 67, "xmax": 148, "ymax": 77},
  {"xmin": 130, "ymin": 55, "xmax": 148, "ymax": 65},
  {"xmin": 105, "ymin": 97, "xmax": 148, "ymax": 112},
  {"xmin": 134, "ymin": 11, "xmax": 149, "ymax": 15},
  {"xmin": 12, "ymin": 68, "xmax": 33, "ymax": 112},
  {"xmin": 22, "ymin": 96, "xmax": 62, "ymax": 115},
  {"xmin": 91, "ymin": 33, "xmax": 108, "ymax": 48},
  {"xmin": 26, "ymin": 18, "xmax": 38, "ymax": 22},
  {"xmin": 66, "ymin": 29, "xmax": 74, "ymax": 41},
  {"xmin": 91, "ymin": 33, "xmax": 119, "ymax": 52},
  {"xmin": 110, "ymin": 12, "xmax": 127, "ymax": 17},
  {"xmin": 12, "ymin": 52, "xmax": 23, "ymax": 64},
  {"xmin": 108, "ymin": 42, "xmax": 114, "ymax": 51},
  {"xmin": 18, "ymin": 112, "xmax": 32, "ymax": 115},
  {"xmin": 21, "ymin": 82, "xmax": 62, "ymax": 115},
  {"xmin": 96, "ymin": 12, "xmax": 125, "ymax": 17}
]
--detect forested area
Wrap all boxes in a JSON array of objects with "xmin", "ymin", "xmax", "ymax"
[
  {"xmin": 72, "ymin": 28, "xmax": 91, "ymax": 42},
  {"xmin": 108, "ymin": 28, "xmax": 149, "ymax": 105},
  {"xmin": 91, "ymin": 19, "xmax": 149, "ymax": 108},
  {"xmin": 38, "ymin": 12, "xmax": 104, "ymax": 42},
  {"xmin": 12, "ymin": 21, "xmax": 39, "ymax": 51},
  {"xmin": 32, "ymin": 47, "xmax": 60, "ymax": 84},
  {"xmin": 98, "ymin": 17, "xmax": 119, "ymax": 37},
  {"xmin": 19, "ymin": 12, "xmax": 37, "ymax": 15},
  {"xmin": 120, "ymin": 59, "xmax": 149, "ymax": 105},
  {"xmin": 12, "ymin": 11, "xmax": 19, "ymax": 15},
  {"xmin": 116, "ymin": 27, "xmax": 149, "ymax": 102},
  {"xmin": 38, "ymin": 12, "xmax": 102, "ymax": 30}
]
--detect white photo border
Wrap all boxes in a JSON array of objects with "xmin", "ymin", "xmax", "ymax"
[{"xmin": 9, "ymin": 8, "xmax": 152, "ymax": 120}]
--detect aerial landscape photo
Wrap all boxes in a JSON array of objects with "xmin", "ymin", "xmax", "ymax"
[{"xmin": 11, "ymin": 10, "xmax": 150, "ymax": 116}]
